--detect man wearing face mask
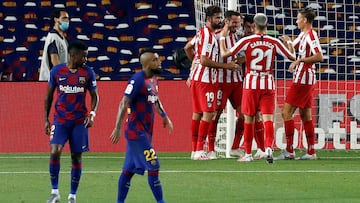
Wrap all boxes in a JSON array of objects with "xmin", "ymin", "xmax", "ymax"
[{"xmin": 39, "ymin": 9, "xmax": 70, "ymax": 81}]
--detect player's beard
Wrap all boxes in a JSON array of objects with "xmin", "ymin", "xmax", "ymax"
[
  {"xmin": 75, "ymin": 62, "xmax": 84, "ymax": 68},
  {"xmin": 151, "ymin": 67, "xmax": 162, "ymax": 75},
  {"xmin": 211, "ymin": 21, "xmax": 222, "ymax": 30}
]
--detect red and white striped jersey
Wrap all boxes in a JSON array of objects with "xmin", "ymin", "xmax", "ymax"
[
  {"xmin": 190, "ymin": 26, "xmax": 219, "ymax": 83},
  {"xmin": 291, "ymin": 29, "xmax": 321, "ymax": 85},
  {"xmin": 215, "ymin": 29, "xmax": 243, "ymax": 84},
  {"xmin": 188, "ymin": 35, "xmax": 197, "ymax": 79},
  {"xmin": 230, "ymin": 34, "xmax": 295, "ymax": 90}
]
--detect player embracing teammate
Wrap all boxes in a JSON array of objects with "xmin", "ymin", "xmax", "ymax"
[{"xmin": 219, "ymin": 13, "xmax": 296, "ymax": 163}]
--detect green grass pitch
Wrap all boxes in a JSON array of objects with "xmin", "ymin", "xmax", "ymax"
[{"xmin": 1, "ymin": 150, "xmax": 360, "ymax": 203}]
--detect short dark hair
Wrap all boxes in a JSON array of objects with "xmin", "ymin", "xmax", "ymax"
[
  {"xmin": 243, "ymin": 14, "xmax": 254, "ymax": 24},
  {"xmin": 205, "ymin": 5, "xmax": 221, "ymax": 18},
  {"xmin": 224, "ymin": 10, "xmax": 241, "ymax": 19},
  {"xmin": 299, "ymin": 7, "xmax": 316, "ymax": 23},
  {"xmin": 139, "ymin": 48, "xmax": 155, "ymax": 59},
  {"xmin": 50, "ymin": 9, "xmax": 66, "ymax": 22},
  {"xmin": 68, "ymin": 40, "xmax": 88, "ymax": 53}
]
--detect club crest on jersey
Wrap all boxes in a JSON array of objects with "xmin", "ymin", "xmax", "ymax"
[{"xmin": 79, "ymin": 76, "xmax": 86, "ymax": 84}]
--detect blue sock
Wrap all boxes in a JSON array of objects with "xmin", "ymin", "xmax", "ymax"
[
  {"xmin": 117, "ymin": 170, "xmax": 133, "ymax": 203},
  {"xmin": 49, "ymin": 157, "xmax": 60, "ymax": 189},
  {"xmin": 148, "ymin": 171, "xmax": 164, "ymax": 202},
  {"xmin": 70, "ymin": 160, "xmax": 82, "ymax": 195}
]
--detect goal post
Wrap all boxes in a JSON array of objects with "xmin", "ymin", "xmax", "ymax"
[{"xmin": 194, "ymin": 0, "xmax": 360, "ymax": 157}]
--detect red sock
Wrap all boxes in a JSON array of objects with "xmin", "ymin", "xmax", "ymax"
[
  {"xmin": 207, "ymin": 119, "xmax": 217, "ymax": 152},
  {"xmin": 284, "ymin": 120, "xmax": 294, "ymax": 153},
  {"xmin": 303, "ymin": 120, "xmax": 315, "ymax": 155},
  {"xmin": 232, "ymin": 118, "xmax": 244, "ymax": 149},
  {"xmin": 191, "ymin": 119, "xmax": 200, "ymax": 152},
  {"xmin": 254, "ymin": 121, "xmax": 264, "ymax": 151},
  {"xmin": 264, "ymin": 121, "xmax": 274, "ymax": 149},
  {"xmin": 196, "ymin": 120, "xmax": 210, "ymax": 151},
  {"xmin": 243, "ymin": 123, "xmax": 254, "ymax": 154}
]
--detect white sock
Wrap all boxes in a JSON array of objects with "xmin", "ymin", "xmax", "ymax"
[
  {"xmin": 51, "ymin": 189, "xmax": 59, "ymax": 195},
  {"xmin": 68, "ymin": 194, "xmax": 76, "ymax": 199}
]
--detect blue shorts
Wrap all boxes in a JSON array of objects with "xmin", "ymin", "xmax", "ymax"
[
  {"xmin": 50, "ymin": 122, "xmax": 89, "ymax": 153},
  {"xmin": 123, "ymin": 132, "xmax": 160, "ymax": 175}
]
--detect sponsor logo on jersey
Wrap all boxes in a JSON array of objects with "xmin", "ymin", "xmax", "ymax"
[
  {"xmin": 147, "ymin": 95, "xmax": 158, "ymax": 103},
  {"xmin": 59, "ymin": 85, "xmax": 85, "ymax": 93}
]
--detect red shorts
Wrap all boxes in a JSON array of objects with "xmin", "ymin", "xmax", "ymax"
[
  {"xmin": 216, "ymin": 82, "xmax": 243, "ymax": 110},
  {"xmin": 191, "ymin": 81, "xmax": 216, "ymax": 113},
  {"xmin": 241, "ymin": 89, "xmax": 275, "ymax": 116},
  {"xmin": 285, "ymin": 83, "xmax": 314, "ymax": 108}
]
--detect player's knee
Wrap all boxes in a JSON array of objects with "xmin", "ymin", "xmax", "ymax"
[
  {"xmin": 50, "ymin": 148, "xmax": 61, "ymax": 158},
  {"xmin": 147, "ymin": 159, "xmax": 160, "ymax": 171},
  {"xmin": 281, "ymin": 110, "xmax": 288, "ymax": 120}
]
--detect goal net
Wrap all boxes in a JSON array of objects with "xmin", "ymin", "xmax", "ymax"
[{"xmin": 194, "ymin": 0, "xmax": 360, "ymax": 158}]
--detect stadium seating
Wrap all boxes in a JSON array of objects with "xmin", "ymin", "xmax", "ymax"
[{"xmin": 0, "ymin": 0, "xmax": 359, "ymax": 81}]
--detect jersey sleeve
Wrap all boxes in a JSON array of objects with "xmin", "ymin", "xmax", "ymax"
[
  {"xmin": 87, "ymin": 67, "xmax": 97, "ymax": 91},
  {"xmin": 275, "ymin": 38, "xmax": 295, "ymax": 59},
  {"xmin": 48, "ymin": 66, "xmax": 57, "ymax": 86},
  {"xmin": 230, "ymin": 37, "xmax": 247, "ymax": 56},
  {"xmin": 292, "ymin": 32, "xmax": 303, "ymax": 49},
  {"xmin": 124, "ymin": 74, "xmax": 143, "ymax": 100},
  {"xmin": 309, "ymin": 31, "xmax": 322, "ymax": 55},
  {"xmin": 48, "ymin": 41, "xmax": 59, "ymax": 54},
  {"xmin": 199, "ymin": 28, "xmax": 212, "ymax": 57}
]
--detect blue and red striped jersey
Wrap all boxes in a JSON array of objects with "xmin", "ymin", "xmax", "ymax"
[
  {"xmin": 49, "ymin": 63, "xmax": 97, "ymax": 124},
  {"xmin": 123, "ymin": 71, "xmax": 159, "ymax": 140}
]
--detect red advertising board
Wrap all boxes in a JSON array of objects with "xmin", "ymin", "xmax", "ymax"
[{"xmin": 0, "ymin": 80, "xmax": 359, "ymax": 152}]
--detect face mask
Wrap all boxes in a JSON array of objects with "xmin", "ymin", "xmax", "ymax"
[{"xmin": 59, "ymin": 21, "xmax": 69, "ymax": 31}]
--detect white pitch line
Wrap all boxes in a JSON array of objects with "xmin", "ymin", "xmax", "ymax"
[
  {"xmin": 1, "ymin": 170, "xmax": 360, "ymax": 174},
  {"xmin": 0, "ymin": 156, "xmax": 359, "ymax": 160}
]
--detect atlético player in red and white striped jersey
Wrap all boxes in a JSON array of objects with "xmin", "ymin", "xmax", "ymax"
[
  {"xmin": 203, "ymin": 10, "xmax": 244, "ymax": 159},
  {"xmin": 278, "ymin": 8, "xmax": 323, "ymax": 161},
  {"xmin": 189, "ymin": 5, "xmax": 239, "ymax": 160},
  {"xmin": 220, "ymin": 13, "xmax": 296, "ymax": 163}
]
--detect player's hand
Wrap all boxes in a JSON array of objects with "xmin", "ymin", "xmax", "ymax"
[
  {"xmin": 220, "ymin": 24, "xmax": 230, "ymax": 37},
  {"xmin": 45, "ymin": 119, "xmax": 51, "ymax": 135},
  {"xmin": 110, "ymin": 128, "xmax": 121, "ymax": 144},
  {"xmin": 289, "ymin": 59, "xmax": 300, "ymax": 72},
  {"xmin": 226, "ymin": 61, "xmax": 241, "ymax": 70},
  {"xmin": 279, "ymin": 35, "xmax": 291, "ymax": 44},
  {"xmin": 84, "ymin": 115, "xmax": 94, "ymax": 128},
  {"xmin": 236, "ymin": 56, "xmax": 245, "ymax": 64},
  {"xmin": 186, "ymin": 77, "xmax": 191, "ymax": 88},
  {"xmin": 163, "ymin": 116, "xmax": 174, "ymax": 134}
]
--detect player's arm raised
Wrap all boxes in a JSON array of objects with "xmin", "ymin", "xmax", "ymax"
[
  {"xmin": 110, "ymin": 96, "xmax": 131, "ymax": 144},
  {"xmin": 219, "ymin": 19, "xmax": 232, "ymax": 58}
]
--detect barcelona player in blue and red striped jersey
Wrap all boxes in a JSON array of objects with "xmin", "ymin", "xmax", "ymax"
[
  {"xmin": 44, "ymin": 40, "xmax": 99, "ymax": 203},
  {"xmin": 110, "ymin": 48, "xmax": 173, "ymax": 203}
]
